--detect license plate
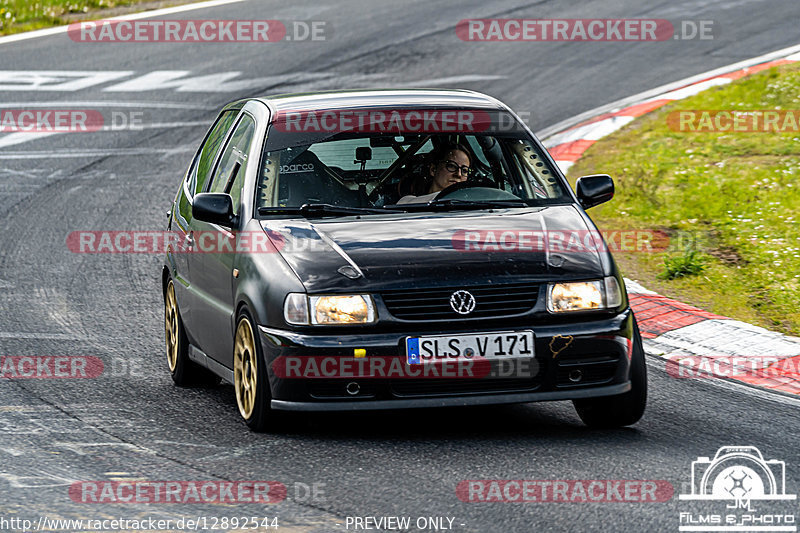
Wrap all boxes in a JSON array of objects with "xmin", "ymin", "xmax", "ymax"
[{"xmin": 406, "ymin": 331, "xmax": 534, "ymax": 365}]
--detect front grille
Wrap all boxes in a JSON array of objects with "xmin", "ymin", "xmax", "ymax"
[
  {"xmin": 381, "ymin": 282, "xmax": 539, "ymax": 320},
  {"xmin": 390, "ymin": 377, "xmax": 539, "ymax": 397}
]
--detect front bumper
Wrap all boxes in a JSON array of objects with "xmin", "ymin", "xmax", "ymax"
[
  {"xmin": 258, "ymin": 309, "xmax": 634, "ymax": 411},
  {"xmin": 271, "ymin": 382, "xmax": 630, "ymax": 411}
]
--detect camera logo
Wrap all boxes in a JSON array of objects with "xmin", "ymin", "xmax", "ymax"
[
  {"xmin": 680, "ymin": 446, "xmax": 794, "ymax": 501},
  {"xmin": 678, "ymin": 446, "xmax": 796, "ymax": 533}
]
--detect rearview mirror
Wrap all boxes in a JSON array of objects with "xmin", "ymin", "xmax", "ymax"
[
  {"xmin": 192, "ymin": 193, "xmax": 238, "ymax": 227},
  {"xmin": 575, "ymin": 174, "xmax": 614, "ymax": 210},
  {"xmin": 355, "ymin": 146, "xmax": 372, "ymax": 162}
]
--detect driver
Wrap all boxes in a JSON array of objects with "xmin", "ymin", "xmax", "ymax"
[{"xmin": 397, "ymin": 143, "xmax": 472, "ymax": 204}]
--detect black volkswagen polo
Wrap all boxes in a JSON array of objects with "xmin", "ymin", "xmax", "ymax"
[{"xmin": 162, "ymin": 89, "xmax": 646, "ymax": 431}]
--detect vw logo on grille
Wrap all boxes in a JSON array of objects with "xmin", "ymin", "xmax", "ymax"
[{"xmin": 450, "ymin": 290, "xmax": 476, "ymax": 315}]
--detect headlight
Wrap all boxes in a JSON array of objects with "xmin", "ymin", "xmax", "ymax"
[
  {"xmin": 547, "ymin": 277, "xmax": 623, "ymax": 313},
  {"xmin": 284, "ymin": 293, "xmax": 376, "ymax": 325},
  {"xmin": 310, "ymin": 295, "xmax": 375, "ymax": 325}
]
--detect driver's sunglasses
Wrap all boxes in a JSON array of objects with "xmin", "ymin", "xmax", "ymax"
[{"xmin": 442, "ymin": 159, "xmax": 473, "ymax": 176}]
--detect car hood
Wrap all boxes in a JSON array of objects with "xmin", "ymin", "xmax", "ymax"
[{"xmin": 260, "ymin": 205, "xmax": 605, "ymax": 292}]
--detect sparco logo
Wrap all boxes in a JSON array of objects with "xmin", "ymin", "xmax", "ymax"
[
  {"xmin": 280, "ymin": 163, "xmax": 314, "ymax": 173},
  {"xmin": 450, "ymin": 290, "xmax": 476, "ymax": 315}
]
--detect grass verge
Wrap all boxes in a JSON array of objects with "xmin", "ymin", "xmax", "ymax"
[
  {"xmin": 0, "ymin": 0, "xmax": 196, "ymax": 35},
  {"xmin": 570, "ymin": 63, "xmax": 800, "ymax": 335}
]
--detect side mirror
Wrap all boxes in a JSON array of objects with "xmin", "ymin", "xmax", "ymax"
[
  {"xmin": 192, "ymin": 193, "xmax": 238, "ymax": 227},
  {"xmin": 575, "ymin": 174, "xmax": 614, "ymax": 210}
]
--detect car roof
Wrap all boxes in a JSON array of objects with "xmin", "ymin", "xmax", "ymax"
[{"xmin": 248, "ymin": 89, "xmax": 510, "ymax": 113}]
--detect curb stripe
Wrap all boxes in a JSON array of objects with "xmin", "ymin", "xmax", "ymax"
[
  {"xmin": 547, "ymin": 139, "xmax": 595, "ymax": 162},
  {"xmin": 629, "ymin": 293, "xmax": 725, "ymax": 339},
  {"xmin": 640, "ymin": 77, "xmax": 730, "ymax": 103}
]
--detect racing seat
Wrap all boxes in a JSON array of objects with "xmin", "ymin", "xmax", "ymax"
[
  {"xmin": 395, "ymin": 152, "xmax": 432, "ymax": 199},
  {"xmin": 277, "ymin": 148, "xmax": 363, "ymax": 207}
]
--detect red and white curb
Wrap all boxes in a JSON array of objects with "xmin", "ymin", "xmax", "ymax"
[
  {"xmin": 625, "ymin": 280, "xmax": 800, "ymax": 394},
  {"xmin": 540, "ymin": 46, "xmax": 800, "ymax": 395}
]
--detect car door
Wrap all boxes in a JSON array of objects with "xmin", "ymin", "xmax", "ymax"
[
  {"xmin": 170, "ymin": 109, "xmax": 238, "ymax": 342},
  {"xmin": 191, "ymin": 112, "xmax": 257, "ymax": 365}
]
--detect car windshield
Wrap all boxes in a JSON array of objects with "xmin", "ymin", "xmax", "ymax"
[{"xmin": 256, "ymin": 108, "xmax": 571, "ymax": 216}]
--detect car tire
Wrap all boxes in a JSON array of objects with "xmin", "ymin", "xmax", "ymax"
[
  {"xmin": 164, "ymin": 279, "xmax": 220, "ymax": 387},
  {"xmin": 233, "ymin": 309, "xmax": 273, "ymax": 432},
  {"xmin": 573, "ymin": 316, "xmax": 647, "ymax": 428}
]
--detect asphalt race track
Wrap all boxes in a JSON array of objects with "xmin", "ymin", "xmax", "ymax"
[{"xmin": 1, "ymin": 1, "xmax": 800, "ymax": 532}]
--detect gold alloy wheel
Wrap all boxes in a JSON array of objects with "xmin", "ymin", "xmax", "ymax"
[
  {"xmin": 165, "ymin": 281, "xmax": 179, "ymax": 372},
  {"xmin": 234, "ymin": 317, "xmax": 258, "ymax": 420}
]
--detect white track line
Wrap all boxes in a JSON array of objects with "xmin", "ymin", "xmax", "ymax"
[
  {"xmin": 0, "ymin": 146, "xmax": 195, "ymax": 159},
  {"xmin": 0, "ymin": 332, "xmax": 86, "ymax": 340},
  {"xmin": 0, "ymin": 101, "xmax": 216, "ymax": 109},
  {"xmin": 0, "ymin": 0, "xmax": 248, "ymax": 46},
  {"xmin": 0, "ymin": 132, "xmax": 62, "ymax": 149},
  {"xmin": 99, "ymin": 121, "xmax": 210, "ymax": 130},
  {"xmin": 393, "ymin": 75, "xmax": 507, "ymax": 86}
]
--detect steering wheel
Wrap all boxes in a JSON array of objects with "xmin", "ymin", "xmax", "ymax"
[{"xmin": 433, "ymin": 177, "xmax": 498, "ymax": 200}]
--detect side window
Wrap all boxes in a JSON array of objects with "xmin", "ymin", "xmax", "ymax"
[
  {"xmin": 189, "ymin": 110, "xmax": 237, "ymax": 195},
  {"xmin": 208, "ymin": 114, "xmax": 256, "ymax": 215}
]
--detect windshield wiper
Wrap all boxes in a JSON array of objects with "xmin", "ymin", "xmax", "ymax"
[
  {"xmin": 258, "ymin": 203, "xmax": 402, "ymax": 217},
  {"xmin": 396, "ymin": 199, "xmax": 529, "ymax": 211}
]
